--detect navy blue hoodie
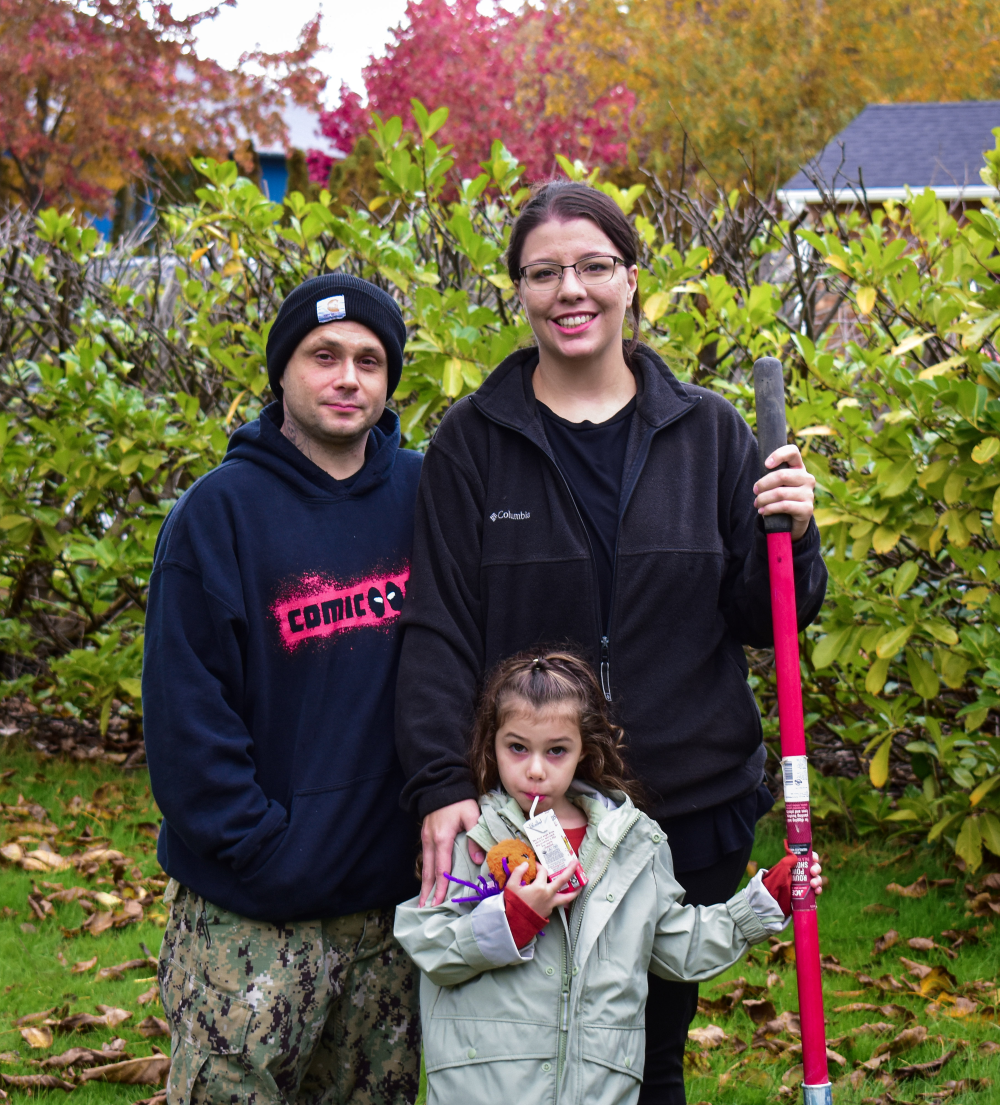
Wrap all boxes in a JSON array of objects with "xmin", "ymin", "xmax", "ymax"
[{"xmin": 143, "ymin": 403, "xmax": 422, "ymax": 922}]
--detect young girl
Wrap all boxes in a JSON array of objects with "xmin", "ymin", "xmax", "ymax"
[{"xmin": 395, "ymin": 651, "xmax": 823, "ymax": 1105}]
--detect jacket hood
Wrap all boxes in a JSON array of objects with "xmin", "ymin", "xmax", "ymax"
[
  {"xmin": 224, "ymin": 401, "xmax": 402, "ymax": 500},
  {"xmin": 468, "ymin": 343, "xmax": 700, "ymax": 443},
  {"xmin": 472, "ymin": 787, "xmax": 638, "ymax": 854}
]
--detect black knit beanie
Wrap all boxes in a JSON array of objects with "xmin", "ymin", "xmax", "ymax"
[{"xmin": 265, "ymin": 274, "xmax": 407, "ymax": 400}]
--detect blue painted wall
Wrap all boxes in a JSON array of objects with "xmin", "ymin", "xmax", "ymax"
[{"xmin": 260, "ymin": 154, "xmax": 289, "ymax": 202}]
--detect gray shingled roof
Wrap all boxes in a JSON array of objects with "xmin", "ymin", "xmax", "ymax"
[{"xmin": 781, "ymin": 101, "xmax": 1000, "ymax": 199}]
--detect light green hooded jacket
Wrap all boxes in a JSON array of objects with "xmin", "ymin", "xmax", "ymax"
[{"xmin": 394, "ymin": 788, "xmax": 784, "ymax": 1105}]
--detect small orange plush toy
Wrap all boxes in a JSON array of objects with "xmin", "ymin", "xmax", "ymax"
[{"xmin": 487, "ymin": 839, "xmax": 538, "ymax": 888}]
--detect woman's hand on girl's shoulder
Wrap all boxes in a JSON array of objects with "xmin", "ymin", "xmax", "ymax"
[
  {"xmin": 506, "ymin": 862, "xmax": 581, "ymax": 919},
  {"xmin": 752, "ymin": 444, "xmax": 816, "ymax": 542}
]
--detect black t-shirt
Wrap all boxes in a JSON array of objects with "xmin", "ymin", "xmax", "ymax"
[
  {"xmin": 538, "ymin": 397, "xmax": 636, "ymax": 631},
  {"xmin": 538, "ymin": 390, "xmax": 774, "ymax": 872}
]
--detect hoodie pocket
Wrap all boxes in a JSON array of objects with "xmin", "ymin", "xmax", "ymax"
[{"xmin": 238, "ymin": 770, "xmax": 412, "ymax": 915}]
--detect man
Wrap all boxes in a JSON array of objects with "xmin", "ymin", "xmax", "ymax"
[{"xmin": 143, "ymin": 274, "xmax": 422, "ymax": 1105}]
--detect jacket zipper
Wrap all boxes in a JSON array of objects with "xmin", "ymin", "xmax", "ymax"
[
  {"xmin": 474, "ymin": 393, "xmax": 697, "ymax": 706},
  {"xmin": 556, "ymin": 914, "xmax": 571, "ymax": 1088},
  {"xmin": 557, "ymin": 810, "xmax": 642, "ymax": 1090}
]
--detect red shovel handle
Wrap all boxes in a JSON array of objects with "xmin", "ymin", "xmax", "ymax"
[{"xmin": 754, "ymin": 357, "xmax": 831, "ymax": 1105}]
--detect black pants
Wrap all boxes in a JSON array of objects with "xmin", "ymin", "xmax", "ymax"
[{"xmin": 637, "ymin": 841, "xmax": 755, "ymax": 1105}]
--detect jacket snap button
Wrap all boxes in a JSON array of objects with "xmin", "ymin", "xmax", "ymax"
[
  {"xmin": 545, "ymin": 966, "xmax": 555, "ymax": 975},
  {"xmin": 572, "ymin": 966, "xmax": 579, "ymax": 976},
  {"xmin": 625, "ymin": 1058, "xmax": 632, "ymax": 1068},
  {"xmin": 467, "ymin": 1048, "xmax": 477, "ymax": 1059},
  {"xmin": 542, "ymin": 1063, "xmax": 552, "ymax": 1072},
  {"xmin": 607, "ymin": 892, "xmax": 615, "ymax": 902},
  {"xmin": 651, "ymin": 833, "xmax": 661, "ymax": 843}
]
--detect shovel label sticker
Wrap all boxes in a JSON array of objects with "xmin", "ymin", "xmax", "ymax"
[{"xmin": 781, "ymin": 755, "xmax": 810, "ymax": 803}]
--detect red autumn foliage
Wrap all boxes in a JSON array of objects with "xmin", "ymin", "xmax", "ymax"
[
  {"xmin": 312, "ymin": 0, "xmax": 634, "ymax": 184},
  {"xmin": 0, "ymin": 0, "xmax": 326, "ymax": 213}
]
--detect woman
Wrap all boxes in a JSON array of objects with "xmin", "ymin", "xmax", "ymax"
[{"xmin": 395, "ymin": 181, "xmax": 825, "ymax": 1105}]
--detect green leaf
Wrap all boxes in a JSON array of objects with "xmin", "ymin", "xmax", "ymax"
[
  {"xmin": 980, "ymin": 812, "xmax": 1000, "ymax": 856},
  {"xmin": 955, "ymin": 816, "xmax": 983, "ymax": 871},
  {"xmin": 906, "ymin": 649, "xmax": 940, "ymax": 700},
  {"xmin": 928, "ymin": 810, "xmax": 967, "ymax": 842},
  {"xmin": 892, "ymin": 561, "xmax": 920, "ymax": 597},
  {"xmin": 972, "ymin": 437, "xmax": 1000, "ymax": 464},
  {"xmin": 876, "ymin": 624, "xmax": 913, "ymax": 659},
  {"xmin": 811, "ymin": 626, "xmax": 852, "ymax": 670},
  {"xmin": 117, "ymin": 677, "xmax": 143, "ymax": 698},
  {"xmin": 865, "ymin": 656, "xmax": 891, "ymax": 696},
  {"xmin": 442, "ymin": 358, "xmax": 464, "ymax": 398}
]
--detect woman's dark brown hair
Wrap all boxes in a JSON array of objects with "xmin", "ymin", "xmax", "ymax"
[
  {"xmin": 506, "ymin": 180, "xmax": 643, "ymax": 362},
  {"xmin": 469, "ymin": 649, "xmax": 642, "ymax": 805}
]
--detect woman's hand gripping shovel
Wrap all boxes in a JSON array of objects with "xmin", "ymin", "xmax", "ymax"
[{"xmin": 754, "ymin": 357, "xmax": 832, "ymax": 1105}]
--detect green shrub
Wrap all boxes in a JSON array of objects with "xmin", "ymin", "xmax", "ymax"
[{"xmin": 2, "ymin": 109, "xmax": 1000, "ymax": 869}]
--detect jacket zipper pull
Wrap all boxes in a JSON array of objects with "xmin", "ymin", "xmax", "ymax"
[
  {"xmin": 561, "ymin": 990, "xmax": 570, "ymax": 1031},
  {"xmin": 600, "ymin": 636, "xmax": 611, "ymax": 702}
]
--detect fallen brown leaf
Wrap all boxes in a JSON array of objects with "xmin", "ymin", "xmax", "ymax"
[
  {"xmin": 929, "ymin": 878, "xmax": 956, "ymax": 889},
  {"xmin": 887, "ymin": 875, "xmax": 929, "ymax": 898},
  {"xmin": 822, "ymin": 954, "xmax": 852, "ymax": 974},
  {"xmin": 96, "ymin": 1005, "xmax": 133, "ymax": 1028},
  {"xmin": 97, "ymin": 957, "xmax": 157, "ymax": 981},
  {"xmin": 79, "ymin": 1053, "xmax": 170, "ymax": 1086},
  {"xmin": 766, "ymin": 971, "xmax": 783, "ymax": 989},
  {"xmin": 938, "ymin": 996, "xmax": 978, "ymax": 1018},
  {"xmin": 979, "ymin": 1040, "xmax": 1000, "ymax": 1054},
  {"xmin": 767, "ymin": 939, "xmax": 795, "ymax": 965},
  {"xmin": 683, "ymin": 1050, "xmax": 712, "ymax": 1073},
  {"xmin": 137, "ymin": 986, "xmax": 159, "ymax": 1006},
  {"xmin": 980, "ymin": 873, "xmax": 1000, "ymax": 891},
  {"xmin": 0, "ymin": 1073, "xmax": 75, "ymax": 1092},
  {"xmin": 940, "ymin": 928, "xmax": 978, "ymax": 949},
  {"xmin": 833, "ymin": 1003, "xmax": 915, "ymax": 1021},
  {"xmin": 71, "ymin": 956, "xmax": 98, "ymax": 973},
  {"xmin": 0, "ymin": 1052, "xmax": 20, "ymax": 1064},
  {"xmin": 14, "ymin": 1008, "xmax": 57, "ymax": 1027},
  {"xmin": 782, "ymin": 1063, "xmax": 803, "ymax": 1087},
  {"xmin": 136, "ymin": 1017, "xmax": 169, "ymax": 1039},
  {"xmin": 83, "ymin": 910, "xmax": 115, "ymax": 936},
  {"xmin": 742, "ymin": 998, "xmax": 777, "ymax": 1024},
  {"xmin": 132, "ymin": 1094, "xmax": 167, "ymax": 1105},
  {"xmin": 36, "ymin": 1044, "xmax": 132, "ymax": 1070},
  {"xmin": 895, "ymin": 1050, "xmax": 956, "ymax": 1079},
  {"xmin": 900, "ymin": 956, "xmax": 935, "ymax": 980},
  {"xmin": 874, "ymin": 930, "xmax": 900, "ymax": 955},
  {"xmin": 915, "ymin": 1079, "xmax": 991, "ymax": 1102},
  {"xmin": 871, "ymin": 1024, "xmax": 927, "ymax": 1059},
  {"xmin": 19, "ymin": 1027, "xmax": 52, "ymax": 1049},
  {"xmin": 687, "ymin": 1025, "xmax": 727, "ymax": 1049},
  {"xmin": 864, "ymin": 904, "xmax": 899, "ymax": 915}
]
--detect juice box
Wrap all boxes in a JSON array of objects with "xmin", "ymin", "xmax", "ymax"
[{"xmin": 522, "ymin": 808, "xmax": 589, "ymax": 891}]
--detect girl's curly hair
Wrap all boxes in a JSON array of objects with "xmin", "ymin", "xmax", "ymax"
[{"xmin": 469, "ymin": 649, "xmax": 643, "ymax": 805}]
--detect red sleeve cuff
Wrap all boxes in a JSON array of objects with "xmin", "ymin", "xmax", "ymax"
[{"xmin": 504, "ymin": 886, "xmax": 549, "ymax": 948}]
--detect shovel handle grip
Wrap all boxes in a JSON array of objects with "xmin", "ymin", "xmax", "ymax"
[{"xmin": 752, "ymin": 357, "xmax": 793, "ymax": 535}]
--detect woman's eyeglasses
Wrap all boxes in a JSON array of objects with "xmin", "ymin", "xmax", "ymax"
[{"xmin": 519, "ymin": 255, "xmax": 624, "ymax": 291}]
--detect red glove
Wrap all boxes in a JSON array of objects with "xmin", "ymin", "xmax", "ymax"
[{"xmin": 761, "ymin": 853, "xmax": 797, "ymax": 916}]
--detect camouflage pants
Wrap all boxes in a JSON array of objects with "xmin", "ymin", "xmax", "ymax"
[{"xmin": 158, "ymin": 882, "xmax": 420, "ymax": 1105}]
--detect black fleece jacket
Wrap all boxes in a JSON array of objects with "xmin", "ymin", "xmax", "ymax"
[{"xmin": 395, "ymin": 345, "xmax": 827, "ymax": 822}]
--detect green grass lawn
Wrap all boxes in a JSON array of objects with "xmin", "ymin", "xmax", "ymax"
[
  {"xmin": 684, "ymin": 815, "xmax": 1000, "ymax": 1104},
  {"xmin": 2, "ymin": 747, "xmax": 998, "ymax": 1103},
  {"xmin": 1, "ymin": 749, "xmax": 168, "ymax": 1102}
]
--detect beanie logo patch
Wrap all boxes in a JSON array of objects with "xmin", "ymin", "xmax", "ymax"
[{"xmin": 316, "ymin": 295, "xmax": 346, "ymax": 323}]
